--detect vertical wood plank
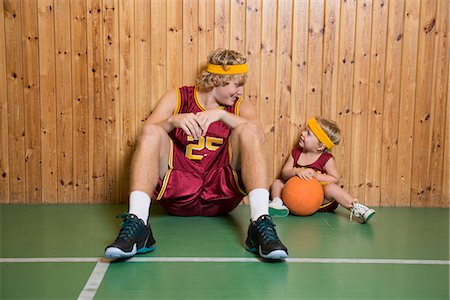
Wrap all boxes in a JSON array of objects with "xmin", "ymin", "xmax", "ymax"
[
  {"xmin": 380, "ymin": 0, "xmax": 404, "ymax": 206},
  {"xmin": 428, "ymin": 0, "xmax": 449, "ymax": 207},
  {"xmin": 151, "ymin": 0, "xmax": 167, "ymax": 106},
  {"xmin": 38, "ymin": 0, "xmax": 57, "ymax": 204},
  {"xmin": 54, "ymin": 0, "xmax": 74, "ymax": 203},
  {"xmin": 5, "ymin": 0, "xmax": 26, "ymax": 203},
  {"xmin": 230, "ymin": 0, "xmax": 245, "ymax": 53},
  {"xmin": 273, "ymin": 0, "xmax": 292, "ymax": 178},
  {"xmin": 411, "ymin": 0, "xmax": 437, "ymax": 207},
  {"xmin": 103, "ymin": 0, "xmax": 120, "ymax": 203},
  {"xmin": 0, "ymin": 0, "xmax": 10, "ymax": 202},
  {"xmin": 335, "ymin": 0, "xmax": 356, "ymax": 192},
  {"xmin": 259, "ymin": 0, "xmax": 277, "ymax": 178},
  {"xmin": 245, "ymin": 0, "xmax": 261, "ymax": 109},
  {"xmin": 23, "ymin": 0, "xmax": 41, "ymax": 203},
  {"xmin": 183, "ymin": 0, "xmax": 199, "ymax": 85},
  {"xmin": 167, "ymin": 0, "xmax": 183, "ymax": 89},
  {"xmin": 290, "ymin": 0, "xmax": 308, "ymax": 147},
  {"xmin": 214, "ymin": 0, "xmax": 230, "ymax": 49},
  {"xmin": 444, "ymin": 52, "xmax": 450, "ymax": 202},
  {"xmin": 135, "ymin": 0, "xmax": 151, "ymax": 128},
  {"xmin": 71, "ymin": 0, "xmax": 90, "ymax": 203},
  {"xmin": 306, "ymin": 0, "xmax": 324, "ymax": 117},
  {"xmin": 118, "ymin": 0, "xmax": 136, "ymax": 201},
  {"xmin": 322, "ymin": 0, "xmax": 340, "ymax": 120},
  {"xmin": 87, "ymin": 0, "xmax": 106, "ymax": 203},
  {"xmin": 396, "ymin": 0, "xmax": 420, "ymax": 206},
  {"xmin": 365, "ymin": 0, "xmax": 388, "ymax": 206},
  {"xmin": 350, "ymin": 0, "xmax": 372, "ymax": 202}
]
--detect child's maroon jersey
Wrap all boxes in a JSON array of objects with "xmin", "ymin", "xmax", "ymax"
[{"xmin": 154, "ymin": 86, "xmax": 246, "ymax": 216}]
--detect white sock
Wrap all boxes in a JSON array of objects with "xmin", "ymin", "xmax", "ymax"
[
  {"xmin": 129, "ymin": 191, "xmax": 151, "ymax": 225},
  {"xmin": 248, "ymin": 188, "xmax": 269, "ymax": 221}
]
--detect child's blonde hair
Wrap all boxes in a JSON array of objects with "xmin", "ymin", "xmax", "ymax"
[
  {"xmin": 196, "ymin": 48, "xmax": 247, "ymax": 91},
  {"xmin": 316, "ymin": 117, "xmax": 341, "ymax": 147}
]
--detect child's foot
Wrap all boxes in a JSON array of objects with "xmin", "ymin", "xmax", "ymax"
[
  {"xmin": 269, "ymin": 197, "xmax": 289, "ymax": 217},
  {"xmin": 350, "ymin": 201, "xmax": 375, "ymax": 223}
]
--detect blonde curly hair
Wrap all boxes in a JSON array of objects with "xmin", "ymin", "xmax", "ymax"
[
  {"xmin": 315, "ymin": 117, "xmax": 341, "ymax": 146},
  {"xmin": 196, "ymin": 48, "xmax": 247, "ymax": 91}
]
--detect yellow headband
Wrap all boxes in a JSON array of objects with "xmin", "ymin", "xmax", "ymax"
[
  {"xmin": 206, "ymin": 63, "xmax": 248, "ymax": 75},
  {"xmin": 307, "ymin": 117, "xmax": 335, "ymax": 150}
]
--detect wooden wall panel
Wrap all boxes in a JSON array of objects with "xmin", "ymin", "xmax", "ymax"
[
  {"xmin": 5, "ymin": 0, "xmax": 26, "ymax": 203},
  {"xmin": 0, "ymin": 0, "xmax": 448, "ymax": 207},
  {"xmin": 0, "ymin": 0, "xmax": 9, "ymax": 202}
]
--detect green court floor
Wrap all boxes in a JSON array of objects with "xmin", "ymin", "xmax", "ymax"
[{"xmin": 1, "ymin": 204, "xmax": 449, "ymax": 299}]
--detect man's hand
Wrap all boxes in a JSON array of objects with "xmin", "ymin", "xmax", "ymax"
[
  {"xmin": 196, "ymin": 109, "xmax": 225, "ymax": 136},
  {"xmin": 171, "ymin": 113, "xmax": 203, "ymax": 140}
]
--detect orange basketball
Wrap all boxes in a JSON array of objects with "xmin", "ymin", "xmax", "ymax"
[{"xmin": 281, "ymin": 177, "xmax": 324, "ymax": 216}]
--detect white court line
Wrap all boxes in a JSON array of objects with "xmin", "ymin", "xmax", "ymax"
[
  {"xmin": 1, "ymin": 257, "xmax": 449, "ymax": 265},
  {"xmin": 2, "ymin": 257, "xmax": 448, "ymax": 300},
  {"xmin": 77, "ymin": 261, "xmax": 110, "ymax": 300}
]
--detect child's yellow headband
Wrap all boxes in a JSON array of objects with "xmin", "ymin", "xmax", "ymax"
[
  {"xmin": 206, "ymin": 63, "xmax": 248, "ymax": 75},
  {"xmin": 307, "ymin": 117, "xmax": 335, "ymax": 150}
]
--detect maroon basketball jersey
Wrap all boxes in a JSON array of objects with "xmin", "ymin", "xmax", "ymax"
[
  {"xmin": 169, "ymin": 86, "xmax": 241, "ymax": 172},
  {"xmin": 291, "ymin": 146, "xmax": 333, "ymax": 173}
]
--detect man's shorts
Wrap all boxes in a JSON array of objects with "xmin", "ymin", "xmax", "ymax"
[{"xmin": 153, "ymin": 165, "xmax": 246, "ymax": 216}]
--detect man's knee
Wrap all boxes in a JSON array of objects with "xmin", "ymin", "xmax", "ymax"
[
  {"xmin": 234, "ymin": 121, "xmax": 265, "ymax": 143},
  {"xmin": 139, "ymin": 123, "xmax": 167, "ymax": 143}
]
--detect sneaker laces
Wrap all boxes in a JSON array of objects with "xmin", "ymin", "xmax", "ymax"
[
  {"xmin": 256, "ymin": 216, "xmax": 280, "ymax": 243},
  {"xmin": 116, "ymin": 213, "xmax": 141, "ymax": 241},
  {"xmin": 349, "ymin": 203, "xmax": 364, "ymax": 221}
]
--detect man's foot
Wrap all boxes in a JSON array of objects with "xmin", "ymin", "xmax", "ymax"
[
  {"xmin": 245, "ymin": 215, "xmax": 288, "ymax": 260},
  {"xmin": 269, "ymin": 198, "xmax": 289, "ymax": 217},
  {"xmin": 350, "ymin": 202, "xmax": 375, "ymax": 223},
  {"xmin": 104, "ymin": 213, "xmax": 156, "ymax": 259}
]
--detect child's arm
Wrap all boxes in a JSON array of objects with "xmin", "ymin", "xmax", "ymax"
[
  {"xmin": 279, "ymin": 154, "xmax": 298, "ymax": 181},
  {"xmin": 316, "ymin": 157, "xmax": 340, "ymax": 183}
]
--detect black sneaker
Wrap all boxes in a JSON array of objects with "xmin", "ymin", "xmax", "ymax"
[
  {"xmin": 104, "ymin": 213, "xmax": 156, "ymax": 259},
  {"xmin": 245, "ymin": 215, "xmax": 288, "ymax": 260}
]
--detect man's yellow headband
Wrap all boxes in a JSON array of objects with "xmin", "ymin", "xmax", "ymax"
[
  {"xmin": 307, "ymin": 117, "xmax": 335, "ymax": 150},
  {"xmin": 206, "ymin": 63, "xmax": 248, "ymax": 75}
]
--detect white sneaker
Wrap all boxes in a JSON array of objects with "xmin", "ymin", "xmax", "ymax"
[
  {"xmin": 269, "ymin": 198, "xmax": 289, "ymax": 217},
  {"xmin": 350, "ymin": 202, "xmax": 375, "ymax": 222}
]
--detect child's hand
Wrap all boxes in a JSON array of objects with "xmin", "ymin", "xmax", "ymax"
[{"xmin": 297, "ymin": 168, "xmax": 316, "ymax": 180}]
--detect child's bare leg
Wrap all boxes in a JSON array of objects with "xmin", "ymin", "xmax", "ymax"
[
  {"xmin": 269, "ymin": 179, "xmax": 289, "ymax": 217},
  {"xmin": 270, "ymin": 179, "xmax": 285, "ymax": 200},
  {"xmin": 323, "ymin": 183, "xmax": 375, "ymax": 222},
  {"xmin": 323, "ymin": 183, "xmax": 355, "ymax": 210}
]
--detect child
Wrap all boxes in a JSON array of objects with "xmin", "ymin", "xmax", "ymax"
[{"xmin": 269, "ymin": 117, "xmax": 375, "ymax": 222}]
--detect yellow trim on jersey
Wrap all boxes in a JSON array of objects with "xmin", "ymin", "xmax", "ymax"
[
  {"xmin": 207, "ymin": 63, "xmax": 248, "ymax": 75},
  {"xmin": 320, "ymin": 199, "xmax": 336, "ymax": 209},
  {"xmin": 194, "ymin": 87, "xmax": 225, "ymax": 111},
  {"xmin": 234, "ymin": 97, "xmax": 243, "ymax": 116},
  {"xmin": 173, "ymin": 88, "xmax": 181, "ymax": 115},
  {"xmin": 228, "ymin": 142, "xmax": 247, "ymax": 195},
  {"xmin": 156, "ymin": 140, "xmax": 174, "ymax": 200}
]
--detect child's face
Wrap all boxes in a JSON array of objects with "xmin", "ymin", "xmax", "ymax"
[
  {"xmin": 213, "ymin": 77, "xmax": 244, "ymax": 106},
  {"xmin": 299, "ymin": 126, "xmax": 322, "ymax": 152}
]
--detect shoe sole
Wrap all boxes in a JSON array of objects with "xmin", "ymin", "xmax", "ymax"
[
  {"xmin": 364, "ymin": 210, "xmax": 375, "ymax": 222},
  {"xmin": 269, "ymin": 207, "xmax": 289, "ymax": 217},
  {"xmin": 104, "ymin": 244, "xmax": 156, "ymax": 259},
  {"xmin": 259, "ymin": 246, "xmax": 288, "ymax": 260},
  {"xmin": 245, "ymin": 245, "xmax": 288, "ymax": 261}
]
